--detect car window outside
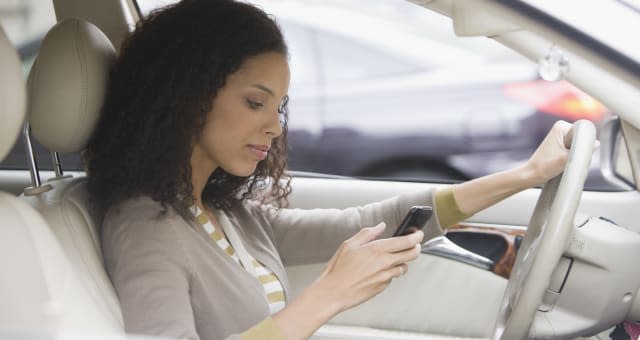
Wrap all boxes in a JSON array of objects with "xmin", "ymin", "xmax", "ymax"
[
  {"xmin": 133, "ymin": 1, "xmax": 630, "ymax": 191},
  {"xmin": 0, "ymin": 1, "xmax": 85, "ymax": 171},
  {"xmin": 278, "ymin": 22, "xmax": 319, "ymax": 86},
  {"xmin": 315, "ymin": 28, "xmax": 421, "ymax": 81}
]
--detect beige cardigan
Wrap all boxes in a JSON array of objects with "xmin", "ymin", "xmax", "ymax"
[{"xmin": 101, "ymin": 188, "xmax": 463, "ymax": 340}]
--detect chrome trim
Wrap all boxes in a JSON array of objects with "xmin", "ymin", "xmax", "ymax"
[
  {"xmin": 22, "ymin": 122, "xmax": 41, "ymax": 188},
  {"xmin": 421, "ymin": 235, "xmax": 494, "ymax": 271},
  {"xmin": 51, "ymin": 151, "xmax": 64, "ymax": 177}
]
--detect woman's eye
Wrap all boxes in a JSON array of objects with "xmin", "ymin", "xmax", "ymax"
[{"xmin": 246, "ymin": 99, "xmax": 264, "ymax": 110}]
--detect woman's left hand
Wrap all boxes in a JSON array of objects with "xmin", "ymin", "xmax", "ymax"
[
  {"xmin": 449, "ymin": 119, "xmax": 599, "ymax": 220},
  {"xmin": 525, "ymin": 120, "xmax": 598, "ymax": 186}
]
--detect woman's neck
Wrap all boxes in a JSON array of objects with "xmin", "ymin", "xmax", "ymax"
[{"xmin": 190, "ymin": 145, "xmax": 218, "ymax": 206}]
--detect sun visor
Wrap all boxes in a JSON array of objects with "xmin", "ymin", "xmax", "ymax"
[{"xmin": 452, "ymin": 0, "xmax": 521, "ymax": 37}]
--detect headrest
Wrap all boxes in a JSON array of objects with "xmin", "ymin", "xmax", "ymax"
[
  {"xmin": 0, "ymin": 26, "xmax": 27, "ymax": 161},
  {"xmin": 28, "ymin": 19, "xmax": 116, "ymax": 153}
]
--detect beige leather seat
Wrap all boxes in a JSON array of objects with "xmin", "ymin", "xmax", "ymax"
[
  {"xmin": 0, "ymin": 24, "xmax": 121, "ymax": 336},
  {"xmin": 18, "ymin": 18, "xmax": 124, "ymax": 333},
  {"xmin": 0, "ymin": 23, "xmax": 54, "ymax": 334}
]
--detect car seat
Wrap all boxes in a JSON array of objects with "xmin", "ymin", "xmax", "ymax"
[
  {"xmin": 19, "ymin": 18, "xmax": 124, "ymax": 333},
  {"xmin": 0, "ymin": 23, "xmax": 123, "ymax": 336}
]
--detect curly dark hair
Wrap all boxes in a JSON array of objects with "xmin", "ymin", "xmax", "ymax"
[{"xmin": 84, "ymin": 0, "xmax": 291, "ymax": 221}]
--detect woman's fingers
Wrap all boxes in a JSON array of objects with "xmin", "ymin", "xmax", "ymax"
[
  {"xmin": 558, "ymin": 120, "xmax": 600, "ymax": 151},
  {"xmin": 388, "ymin": 243, "xmax": 421, "ymax": 266},
  {"xmin": 319, "ymin": 224, "xmax": 421, "ymax": 311},
  {"xmin": 529, "ymin": 120, "xmax": 600, "ymax": 184},
  {"xmin": 554, "ymin": 120, "xmax": 573, "ymax": 149},
  {"xmin": 396, "ymin": 263, "xmax": 409, "ymax": 277},
  {"xmin": 369, "ymin": 229, "xmax": 424, "ymax": 253},
  {"xmin": 375, "ymin": 263, "xmax": 410, "ymax": 286},
  {"xmin": 345, "ymin": 222, "xmax": 387, "ymax": 247},
  {"xmin": 527, "ymin": 120, "xmax": 572, "ymax": 184},
  {"xmin": 353, "ymin": 224, "xmax": 422, "ymax": 272}
]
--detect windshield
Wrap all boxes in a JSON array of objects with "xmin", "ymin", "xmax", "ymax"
[{"xmin": 516, "ymin": 0, "xmax": 640, "ymax": 67}]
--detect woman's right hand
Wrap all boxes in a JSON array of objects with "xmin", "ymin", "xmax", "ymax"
[
  {"xmin": 317, "ymin": 222, "xmax": 423, "ymax": 312},
  {"xmin": 272, "ymin": 222, "xmax": 423, "ymax": 340}
]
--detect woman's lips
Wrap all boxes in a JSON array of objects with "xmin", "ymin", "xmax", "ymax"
[{"xmin": 248, "ymin": 145, "xmax": 269, "ymax": 160}]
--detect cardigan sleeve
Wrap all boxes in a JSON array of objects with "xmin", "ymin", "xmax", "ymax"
[
  {"xmin": 241, "ymin": 318, "xmax": 286, "ymax": 340},
  {"xmin": 434, "ymin": 186, "xmax": 470, "ymax": 227},
  {"xmin": 101, "ymin": 204, "xmax": 286, "ymax": 340},
  {"xmin": 252, "ymin": 190, "xmax": 455, "ymax": 265},
  {"xmin": 256, "ymin": 187, "xmax": 467, "ymax": 266},
  {"xmin": 102, "ymin": 209, "xmax": 201, "ymax": 340}
]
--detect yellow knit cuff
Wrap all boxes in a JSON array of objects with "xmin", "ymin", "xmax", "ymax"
[
  {"xmin": 241, "ymin": 317, "xmax": 286, "ymax": 340},
  {"xmin": 434, "ymin": 186, "xmax": 469, "ymax": 229}
]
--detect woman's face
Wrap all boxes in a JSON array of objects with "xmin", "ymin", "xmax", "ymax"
[{"xmin": 193, "ymin": 52, "xmax": 290, "ymax": 177}]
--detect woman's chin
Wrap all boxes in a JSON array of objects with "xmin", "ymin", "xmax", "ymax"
[{"xmin": 222, "ymin": 164, "xmax": 258, "ymax": 178}]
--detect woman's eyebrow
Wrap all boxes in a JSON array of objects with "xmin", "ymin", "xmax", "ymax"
[{"xmin": 251, "ymin": 84, "xmax": 274, "ymax": 96}]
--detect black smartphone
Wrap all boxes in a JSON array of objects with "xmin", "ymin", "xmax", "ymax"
[{"xmin": 392, "ymin": 206, "xmax": 433, "ymax": 237}]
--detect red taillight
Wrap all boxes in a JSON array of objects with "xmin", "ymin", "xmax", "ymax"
[{"xmin": 503, "ymin": 80, "xmax": 608, "ymax": 121}]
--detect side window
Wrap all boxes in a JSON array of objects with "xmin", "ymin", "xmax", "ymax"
[
  {"xmin": 316, "ymin": 30, "xmax": 420, "ymax": 82},
  {"xmin": 2, "ymin": 141, "xmax": 84, "ymax": 171},
  {"xmin": 129, "ymin": 0, "xmax": 623, "ymax": 192},
  {"xmin": 266, "ymin": 1, "xmax": 619, "ymax": 192},
  {"xmin": 0, "ymin": 2, "xmax": 84, "ymax": 171},
  {"xmin": 136, "ymin": 0, "xmax": 180, "ymax": 16},
  {"xmin": 278, "ymin": 21, "xmax": 320, "ymax": 86},
  {"xmin": 1, "ymin": 1, "xmax": 55, "ymax": 72}
]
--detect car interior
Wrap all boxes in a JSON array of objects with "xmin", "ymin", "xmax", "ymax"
[{"xmin": 1, "ymin": 0, "xmax": 640, "ymax": 339}]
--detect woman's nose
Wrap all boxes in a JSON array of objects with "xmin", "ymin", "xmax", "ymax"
[{"xmin": 264, "ymin": 110, "xmax": 283, "ymax": 137}]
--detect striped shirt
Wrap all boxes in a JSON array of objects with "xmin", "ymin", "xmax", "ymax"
[{"xmin": 194, "ymin": 206, "xmax": 286, "ymax": 314}]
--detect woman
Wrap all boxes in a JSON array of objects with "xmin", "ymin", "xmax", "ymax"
[{"xmin": 85, "ymin": 0, "xmax": 574, "ymax": 339}]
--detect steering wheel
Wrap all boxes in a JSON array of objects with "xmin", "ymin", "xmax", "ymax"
[{"xmin": 492, "ymin": 120, "xmax": 596, "ymax": 340}]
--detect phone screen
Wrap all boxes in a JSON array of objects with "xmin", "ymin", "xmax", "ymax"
[{"xmin": 392, "ymin": 206, "xmax": 433, "ymax": 237}]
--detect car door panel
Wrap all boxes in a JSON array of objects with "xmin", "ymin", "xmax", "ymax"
[
  {"xmin": 285, "ymin": 176, "xmax": 640, "ymax": 339},
  {"xmin": 289, "ymin": 256, "xmax": 506, "ymax": 339}
]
